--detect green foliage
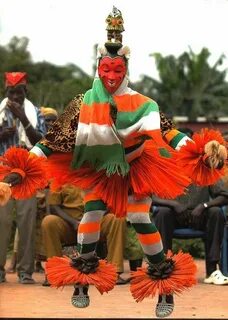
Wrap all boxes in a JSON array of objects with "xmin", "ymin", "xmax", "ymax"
[
  {"xmin": 1, "ymin": 36, "xmax": 228, "ymax": 119},
  {"xmin": 0, "ymin": 37, "xmax": 93, "ymax": 112},
  {"xmin": 172, "ymin": 238, "xmax": 205, "ymax": 259},
  {"xmin": 133, "ymin": 47, "xmax": 228, "ymax": 120}
]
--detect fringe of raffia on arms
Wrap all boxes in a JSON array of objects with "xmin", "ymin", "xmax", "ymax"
[
  {"xmin": 0, "ymin": 147, "xmax": 48, "ymax": 199},
  {"xmin": 130, "ymin": 251, "xmax": 197, "ymax": 302},
  {"xmin": 130, "ymin": 141, "xmax": 191, "ymax": 200},
  {"xmin": 45, "ymin": 256, "xmax": 117, "ymax": 294},
  {"xmin": 176, "ymin": 129, "xmax": 227, "ymax": 186}
]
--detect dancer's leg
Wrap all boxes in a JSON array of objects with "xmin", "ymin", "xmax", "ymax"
[
  {"xmin": 126, "ymin": 196, "xmax": 174, "ymax": 318},
  {"xmin": 72, "ymin": 191, "xmax": 107, "ymax": 308},
  {"xmin": 77, "ymin": 191, "xmax": 106, "ymax": 256},
  {"xmin": 127, "ymin": 196, "xmax": 164, "ymax": 264}
]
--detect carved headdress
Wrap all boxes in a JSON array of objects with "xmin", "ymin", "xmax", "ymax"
[{"xmin": 97, "ymin": 6, "xmax": 130, "ymax": 61}]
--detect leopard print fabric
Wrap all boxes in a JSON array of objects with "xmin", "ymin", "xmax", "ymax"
[
  {"xmin": 40, "ymin": 94, "xmax": 174, "ymax": 152},
  {"xmin": 160, "ymin": 111, "xmax": 175, "ymax": 136},
  {"xmin": 39, "ymin": 94, "xmax": 83, "ymax": 152}
]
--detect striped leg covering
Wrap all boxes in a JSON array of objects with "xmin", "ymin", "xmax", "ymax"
[
  {"xmin": 77, "ymin": 191, "xmax": 107, "ymax": 256},
  {"xmin": 126, "ymin": 195, "xmax": 165, "ymax": 264},
  {"xmin": 45, "ymin": 190, "xmax": 118, "ymax": 293},
  {"xmin": 128, "ymin": 195, "xmax": 197, "ymax": 302}
]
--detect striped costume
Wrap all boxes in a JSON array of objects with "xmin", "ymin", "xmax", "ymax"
[
  {"xmin": 31, "ymin": 78, "xmax": 191, "ymax": 268},
  {"xmin": 0, "ymin": 7, "xmax": 226, "ymax": 314}
]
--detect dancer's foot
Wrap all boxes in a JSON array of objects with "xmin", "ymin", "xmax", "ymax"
[
  {"xmin": 155, "ymin": 294, "xmax": 174, "ymax": 318},
  {"xmin": 71, "ymin": 284, "xmax": 90, "ymax": 308}
]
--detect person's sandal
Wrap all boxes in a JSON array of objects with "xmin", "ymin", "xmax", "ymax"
[
  {"xmin": 18, "ymin": 272, "xmax": 35, "ymax": 284},
  {"xmin": 71, "ymin": 284, "xmax": 90, "ymax": 308},
  {"xmin": 204, "ymin": 270, "xmax": 228, "ymax": 285},
  {"xmin": 155, "ymin": 294, "xmax": 174, "ymax": 318}
]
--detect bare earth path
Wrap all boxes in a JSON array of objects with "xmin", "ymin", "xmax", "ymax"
[{"xmin": 0, "ymin": 259, "xmax": 227, "ymax": 319}]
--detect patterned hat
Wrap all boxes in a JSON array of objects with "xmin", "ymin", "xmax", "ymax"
[
  {"xmin": 97, "ymin": 6, "xmax": 130, "ymax": 60},
  {"xmin": 4, "ymin": 72, "xmax": 27, "ymax": 88},
  {"xmin": 40, "ymin": 107, "xmax": 58, "ymax": 117}
]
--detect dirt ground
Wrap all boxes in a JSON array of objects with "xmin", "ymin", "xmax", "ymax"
[{"xmin": 0, "ymin": 259, "xmax": 228, "ymax": 319}]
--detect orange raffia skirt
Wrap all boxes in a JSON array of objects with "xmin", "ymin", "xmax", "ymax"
[{"xmin": 45, "ymin": 140, "xmax": 191, "ymax": 217}]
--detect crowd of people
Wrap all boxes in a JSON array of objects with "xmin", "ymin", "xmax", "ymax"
[{"xmin": 0, "ymin": 6, "xmax": 228, "ymax": 319}]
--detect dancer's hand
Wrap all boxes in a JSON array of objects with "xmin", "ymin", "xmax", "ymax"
[
  {"xmin": 0, "ymin": 182, "xmax": 12, "ymax": 206},
  {"xmin": 204, "ymin": 140, "xmax": 227, "ymax": 169},
  {"xmin": 4, "ymin": 172, "xmax": 23, "ymax": 186}
]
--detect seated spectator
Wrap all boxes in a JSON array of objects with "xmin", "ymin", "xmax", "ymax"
[
  {"xmin": 40, "ymin": 107, "xmax": 58, "ymax": 131},
  {"xmin": 152, "ymin": 180, "xmax": 228, "ymax": 285}
]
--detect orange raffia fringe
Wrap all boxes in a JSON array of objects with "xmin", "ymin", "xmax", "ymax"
[
  {"xmin": 45, "ymin": 153, "xmax": 130, "ymax": 216},
  {"xmin": 0, "ymin": 147, "xmax": 48, "ymax": 199},
  {"xmin": 130, "ymin": 251, "xmax": 197, "ymax": 302},
  {"xmin": 45, "ymin": 145, "xmax": 191, "ymax": 217},
  {"xmin": 176, "ymin": 128, "xmax": 227, "ymax": 186},
  {"xmin": 45, "ymin": 256, "xmax": 117, "ymax": 294}
]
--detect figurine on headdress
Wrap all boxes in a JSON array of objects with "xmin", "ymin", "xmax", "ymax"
[{"xmin": 105, "ymin": 6, "xmax": 125, "ymax": 44}]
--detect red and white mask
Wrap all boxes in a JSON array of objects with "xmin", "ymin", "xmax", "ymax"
[{"xmin": 98, "ymin": 56, "xmax": 127, "ymax": 94}]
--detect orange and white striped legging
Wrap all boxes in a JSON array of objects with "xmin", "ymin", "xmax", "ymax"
[{"xmin": 77, "ymin": 191, "xmax": 164, "ymax": 265}]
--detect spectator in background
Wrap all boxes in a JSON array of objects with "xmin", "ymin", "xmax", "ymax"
[
  {"xmin": 35, "ymin": 106, "xmax": 59, "ymax": 271},
  {"xmin": 152, "ymin": 179, "xmax": 228, "ymax": 285},
  {"xmin": 6, "ymin": 106, "xmax": 59, "ymax": 274},
  {"xmin": 0, "ymin": 72, "xmax": 46, "ymax": 284},
  {"xmin": 40, "ymin": 107, "xmax": 58, "ymax": 131}
]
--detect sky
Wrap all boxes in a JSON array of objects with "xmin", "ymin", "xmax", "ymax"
[{"xmin": 0, "ymin": 0, "xmax": 228, "ymax": 82}]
